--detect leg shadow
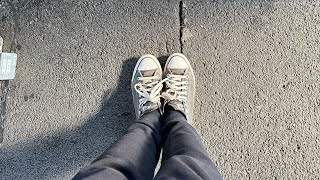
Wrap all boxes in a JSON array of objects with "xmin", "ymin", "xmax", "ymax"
[{"xmin": 0, "ymin": 56, "xmax": 168, "ymax": 179}]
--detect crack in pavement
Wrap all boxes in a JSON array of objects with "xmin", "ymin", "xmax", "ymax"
[{"xmin": 179, "ymin": 0, "xmax": 186, "ymax": 53}]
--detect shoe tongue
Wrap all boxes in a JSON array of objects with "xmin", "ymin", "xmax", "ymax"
[
  {"xmin": 168, "ymin": 100, "xmax": 182, "ymax": 107},
  {"xmin": 140, "ymin": 69, "xmax": 156, "ymax": 77},
  {"xmin": 142, "ymin": 101, "xmax": 159, "ymax": 113},
  {"xmin": 168, "ymin": 100, "xmax": 186, "ymax": 116},
  {"xmin": 169, "ymin": 69, "xmax": 186, "ymax": 75}
]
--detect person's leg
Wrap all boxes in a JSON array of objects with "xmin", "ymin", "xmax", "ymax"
[
  {"xmin": 154, "ymin": 106, "xmax": 222, "ymax": 180},
  {"xmin": 74, "ymin": 54, "xmax": 165, "ymax": 180},
  {"xmin": 156, "ymin": 53, "xmax": 222, "ymax": 179},
  {"xmin": 73, "ymin": 110, "xmax": 162, "ymax": 180}
]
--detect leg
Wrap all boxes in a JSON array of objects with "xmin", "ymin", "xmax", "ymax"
[
  {"xmin": 154, "ymin": 106, "xmax": 222, "ymax": 180},
  {"xmin": 74, "ymin": 54, "xmax": 165, "ymax": 179},
  {"xmin": 157, "ymin": 53, "xmax": 222, "ymax": 179},
  {"xmin": 73, "ymin": 110, "xmax": 162, "ymax": 180}
]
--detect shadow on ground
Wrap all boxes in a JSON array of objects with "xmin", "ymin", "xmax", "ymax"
[{"xmin": 1, "ymin": 56, "xmax": 168, "ymax": 179}]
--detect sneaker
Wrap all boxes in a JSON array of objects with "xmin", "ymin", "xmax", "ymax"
[
  {"xmin": 162, "ymin": 53, "xmax": 195, "ymax": 124},
  {"xmin": 131, "ymin": 54, "xmax": 164, "ymax": 120}
]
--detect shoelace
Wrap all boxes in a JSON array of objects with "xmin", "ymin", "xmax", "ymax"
[
  {"xmin": 162, "ymin": 74, "xmax": 188, "ymax": 105},
  {"xmin": 134, "ymin": 76, "xmax": 166, "ymax": 110}
]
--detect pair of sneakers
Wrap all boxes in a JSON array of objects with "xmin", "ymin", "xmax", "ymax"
[{"xmin": 131, "ymin": 53, "xmax": 195, "ymax": 124}]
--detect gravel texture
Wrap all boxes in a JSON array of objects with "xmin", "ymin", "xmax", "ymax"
[
  {"xmin": 1, "ymin": 0, "xmax": 320, "ymax": 179},
  {"xmin": 0, "ymin": 0, "xmax": 179, "ymax": 179},
  {"xmin": 183, "ymin": 0, "xmax": 320, "ymax": 179}
]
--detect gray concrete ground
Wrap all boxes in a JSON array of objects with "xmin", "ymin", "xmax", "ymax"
[
  {"xmin": 184, "ymin": 1, "xmax": 320, "ymax": 179},
  {"xmin": 1, "ymin": 0, "xmax": 319, "ymax": 179}
]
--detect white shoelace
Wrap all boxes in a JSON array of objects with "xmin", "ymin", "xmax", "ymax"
[
  {"xmin": 162, "ymin": 74, "xmax": 188, "ymax": 104},
  {"xmin": 134, "ymin": 76, "xmax": 166, "ymax": 110}
]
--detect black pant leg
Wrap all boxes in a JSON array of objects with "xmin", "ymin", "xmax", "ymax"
[
  {"xmin": 154, "ymin": 107, "xmax": 223, "ymax": 180},
  {"xmin": 73, "ymin": 110, "xmax": 162, "ymax": 180}
]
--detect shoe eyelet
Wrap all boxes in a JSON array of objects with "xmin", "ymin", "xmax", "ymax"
[
  {"xmin": 186, "ymin": 81, "xmax": 188, "ymax": 84},
  {"xmin": 137, "ymin": 77, "xmax": 141, "ymax": 80},
  {"xmin": 186, "ymin": 87, "xmax": 188, "ymax": 89}
]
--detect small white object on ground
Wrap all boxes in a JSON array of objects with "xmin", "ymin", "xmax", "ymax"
[{"xmin": 0, "ymin": 35, "xmax": 17, "ymax": 80}]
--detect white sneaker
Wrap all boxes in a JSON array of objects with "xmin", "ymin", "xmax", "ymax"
[
  {"xmin": 162, "ymin": 53, "xmax": 195, "ymax": 124},
  {"xmin": 131, "ymin": 54, "xmax": 164, "ymax": 120}
]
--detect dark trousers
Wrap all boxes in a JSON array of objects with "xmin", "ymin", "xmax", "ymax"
[{"xmin": 73, "ymin": 107, "xmax": 222, "ymax": 180}]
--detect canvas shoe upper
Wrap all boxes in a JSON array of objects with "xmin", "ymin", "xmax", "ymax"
[
  {"xmin": 162, "ymin": 53, "xmax": 195, "ymax": 124},
  {"xmin": 131, "ymin": 54, "xmax": 163, "ymax": 120}
]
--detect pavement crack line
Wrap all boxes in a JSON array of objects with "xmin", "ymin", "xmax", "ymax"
[{"xmin": 179, "ymin": 0, "xmax": 186, "ymax": 53}]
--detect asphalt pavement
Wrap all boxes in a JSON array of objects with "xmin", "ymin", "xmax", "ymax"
[{"xmin": 0, "ymin": 0, "xmax": 319, "ymax": 179}]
